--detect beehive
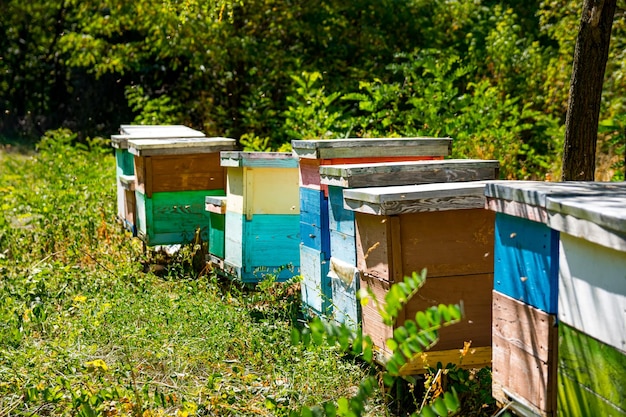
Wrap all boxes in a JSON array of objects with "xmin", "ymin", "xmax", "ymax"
[
  {"xmin": 319, "ymin": 159, "xmax": 499, "ymax": 329},
  {"xmin": 546, "ymin": 191, "xmax": 626, "ymax": 417},
  {"xmin": 292, "ymin": 137, "xmax": 452, "ymax": 317},
  {"xmin": 344, "ymin": 181, "xmax": 494, "ymax": 374},
  {"xmin": 127, "ymin": 137, "xmax": 236, "ymax": 246},
  {"xmin": 110, "ymin": 125, "xmax": 206, "ymax": 234},
  {"xmin": 485, "ymin": 180, "xmax": 626, "ymax": 416},
  {"xmin": 218, "ymin": 152, "xmax": 300, "ymax": 283}
]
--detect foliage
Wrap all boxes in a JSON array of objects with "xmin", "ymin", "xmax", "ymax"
[
  {"xmin": 2, "ymin": 1, "xmax": 625, "ymax": 178},
  {"xmin": 0, "ymin": 135, "xmax": 373, "ymax": 416},
  {"xmin": 289, "ymin": 270, "xmax": 469, "ymax": 417}
]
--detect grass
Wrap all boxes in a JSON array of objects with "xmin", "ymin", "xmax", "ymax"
[{"xmin": 0, "ymin": 130, "xmax": 377, "ymax": 416}]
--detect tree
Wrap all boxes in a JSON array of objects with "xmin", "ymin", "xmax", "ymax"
[{"xmin": 562, "ymin": 0, "xmax": 617, "ymax": 181}]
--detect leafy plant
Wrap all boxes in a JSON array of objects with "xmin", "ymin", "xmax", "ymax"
[{"xmin": 291, "ymin": 270, "xmax": 465, "ymax": 417}]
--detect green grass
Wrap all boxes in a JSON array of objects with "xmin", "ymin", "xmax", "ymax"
[{"xmin": 0, "ymin": 131, "xmax": 376, "ymax": 416}]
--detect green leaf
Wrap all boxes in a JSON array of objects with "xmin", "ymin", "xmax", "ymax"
[
  {"xmin": 290, "ymin": 327, "xmax": 300, "ymax": 345},
  {"xmin": 432, "ymin": 397, "xmax": 448, "ymax": 416}
]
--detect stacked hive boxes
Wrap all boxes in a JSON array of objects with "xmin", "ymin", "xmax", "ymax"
[
  {"xmin": 127, "ymin": 136, "xmax": 236, "ymax": 246},
  {"xmin": 318, "ymin": 159, "xmax": 499, "ymax": 330},
  {"xmin": 213, "ymin": 151, "xmax": 301, "ymax": 283},
  {"xmin": 344, "ymin": 182, "xmax": 496, "ymax": 373},
  {"xmin": 110, "ymin": 125, "xmax": 206, "ymax": 235},
  {"xmin": 485, "ymin": 181, "xmax": 626, "ymax": 416},
  {"xmin": 291, "ymin": 138, "xmax": 452, "ymax": 317}
]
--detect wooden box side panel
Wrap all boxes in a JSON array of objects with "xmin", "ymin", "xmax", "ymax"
[
  {"xmin": 355, "ymin": 213, "xmax": 392, "ymax": 282},
  {"xmin": 492, "ymin": 292, "xmax": 558, "ymax": 416},
  {"xmin": 558, "ymin": 323, "xmax": 626, "ymax": 416},
  {"xmin": 300, "ymin": 221, "xmax": 328, "ymax": 254},
  {"xmin": 115, "ymin": 148, "xmax": 135, "ymax": 176},
  {"xmin": 134, "ymin": 155, "xmax": 148, "ymax": 195},
  {"xmin": 299, "ymin": 159, "xmax": 322, "ymax": 189},
  {"xmin": 558, "ymin": 233, "xmax": 626, "ymax": 352},
  {"xmin": 208, "ymin": 212, "xmax": 225, "ymax": 259},
  {"xmin": 300, "ymin": 245, "xmax": 332, "ymax": 315},
  {"xmin": 243, "ymin": 214, "xmax": 301, "ymax": 269},
  {"xmin": 143, "ymin": 189, "xmax": 222, "ymax": 245},
  {"xmin": 116, "ymin": 180, "xmax": 126, "ymax": 220},
  {"xmin": 300, "ymin": 187, "xmax": 329, "ymax": 224},
  {"xmin": 399, "ymin": 209, "xmax": 494, "ymax": 278},
  {"xmin": 328, "ymin": 185, "xmax": 355, "ymax": 236},
  {"xmin": 360, "ymin": 275, "xmax": 393, "ymax": 356},
  {"xmin": 494, "ymin": 213, "xmax": 559, "ymax": 314},
  {"xmin": 135, "ymin": 190, "xmax": 148, "ymax": 237},
  {"xmin": 330, "ymin": 229, "xmax": 356, "ymax": 266},
  {"xmin": 493, "ymin": 291, "xmax": 556, "ymax": 362},
  {"xmin": 300, "ymin": 187, "xmax": 330, "ymax": 254},
  {"xmin": 224, "ymin": 210, "xmax": 244, "ymax": 268},
  {"xmin": 403, "ymin": 274, "xmax": 493, "ymax": 351},
  {"xmin": 226, "ymin": 167, "xmax": 245, "ymax": 214},
  {"xmin": 150, "ymin": 153, "xmax": 225, "ymax": 194},
  {"xmin": 331, "ymin": 272, "xmax": 360, "ymax": 331},
  {"xmin": 249, "ymin": 167, "xmax": 300, "ymax": 215},
  {"xmin": 124, "ymin": 189, "xmax": 136, "ymax": 226}
]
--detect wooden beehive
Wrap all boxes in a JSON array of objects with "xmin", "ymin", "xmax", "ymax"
[
  {"xmin": 292, "ymin": 137, "xmax": 452, "ymax": 316},
  {"xmin": 219, "ymin": 152, "xmax": 300, "ymax": 283},
  {"xmin": 343, "ymin": 181, "xmax": 494, "ymax": 374},
  {"xmin": 110, "ymin": 125, "xmax": 206, "ymax": 234},
  {"xmin": 127, "ymin": 137, "xmax": 236, "ymax": 246},
  {"xmin": 485, "ymin": 180, "xmax": 626, "ymax": 416},
  {"xmin": 545, "ymin": 191, "xmax": 626, "ymax": 417},
  {"xmin": 319, "ymin": 159, "xmax": 500, "ymax": 329}
]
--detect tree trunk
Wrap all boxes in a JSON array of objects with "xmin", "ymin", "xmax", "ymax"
[{"xmin": 561, "ymin": 0, "xmax": 617, "ymax": 181}]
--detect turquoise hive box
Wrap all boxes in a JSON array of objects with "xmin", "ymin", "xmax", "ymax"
[{"xmin": 218, "ymin": 151, "xmax": 300, "ymax": 283}]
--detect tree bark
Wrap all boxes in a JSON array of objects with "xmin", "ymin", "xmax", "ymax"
[{"xmin": 561, "ymin": 0, "xmax": 617, "ymax": 181}]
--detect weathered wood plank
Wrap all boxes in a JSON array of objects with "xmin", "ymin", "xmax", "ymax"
[
  {"xmin": 330, "ymin": 229, "xmax": 356, "ymax": 265},
  {"xmin": 300, "ymin": 245, "xmax": 332, "ymax": 316},
  {"xmin": 398, "ymin": 208, "xmax": 494, "ymax": 278},
  {"xmin": 205, "ymin": 195, "xmax": 227, "ymax": 214},
  {"xmin": 492, "ymin": 292, "xmax": 558, "ymax": 417},
  {"xmin": 292, "ymin": 137, "xmax": 452, "ymax": 159},
  {"xmin": 558, "ymin": 233, "xmax": 626, "ymax": 351},
  {"xmin": 208, "ymin": 211, "xmax": 225, "ymax": 259},
  {"xmin": 135, "ymin": 189, "xmax": 224, "ymax": 246},
  {"xmin": 344, "ymin": 182, "xmax": 490, "ymax": 216},
  {"xmin": 243, "ymin": 214, "xmax": 300, "ymax": 273},
  {"xmin": 558, "ymin": 323, "xmax": 626, "ymax": 416},
  {"xmin": 398, "ymin": 346, "xmax": 492, "ymax": 375},
  {"xmin": 486, "ymin": 197, "xmax": 549, "ymax": 223},
  {"xmin": 119, "ymin": 174, "xmax": 135, "ymax": 191},
  {"xmin": 299, "ymin": 187, "xmax": 330, "ymax": 254},
  {"xmin": 403, "ymin": 273, "xmax": 493, "ymax": 350},
  {"xmin": 493, "ymin": 291, "xmax": 557, "ymax": 363},
  {"xmin": 224, "ymin": 210, "xmax": 243, "ymax": 268},
  {"xmin": 245, "ymin": 167, "xmax": 300, "ymax": 216},
  {"xmin": 220, "ymin": 151, "xmax": 298, "ymax": 168},
  {"xmin": 485, "ymin": 180, "xmax": 626, "ymax": 206},
  {"xmin": 494, "ymin": 213, "xmax": 560, "ymax": 314},
  {"xmin": 127, "ymin": 137, "xmax": 236, "ymax": 156},
  {"xmin": 328, "ymin": 185, "xmax": 355, "ymax": 236},
  {"xmin": 355, "ymin": 213, "xmax": 393, "ymax": 282},
  {"xmin": 547, "ymin": 193, "xmax": 626, "ymax": 252},
  {"xmin": 319, "ymin": 159, "xmax": 499, "ymax": 188},
  {"xmin": 115, "ymin": 148, "xmax": 135, "ymax": 175},
  {"xmin": 328, "ymin": 257, "xmax": 360, "ymax": 330}
]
